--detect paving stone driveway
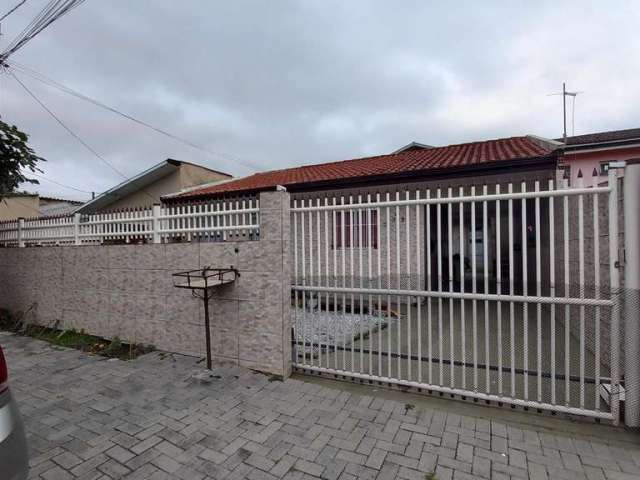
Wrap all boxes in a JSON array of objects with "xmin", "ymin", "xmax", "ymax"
[{"xmin": 3, "ymin": 332, "xmax": 640, "ymax": 480}]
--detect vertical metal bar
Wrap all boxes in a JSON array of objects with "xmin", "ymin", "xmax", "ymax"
[
  {"xmin": 396, "ymin": 191, "xmax": 401, "ymax": 379},
  {"xmin": 341, "ymin": 196, "xmax": 347, "ymax": 371},
  {"xmin": 314, "ymin": 198, "xmax": 321, "ymax": 367},
  {"xmin": 309, "ymin": 199, "xmax": 315, "ymax": 367},
  {"xmin": 350, "ymin": 195, "xmax": 355, "ymax": 372},
  {"xmin": 203, "ymin": 288, "xmax": 212, "ymax": 370},
  {"xmin": 459, "ymin": 186, "xmax": 466, "ymax": 390},
  {"xmin": 496, "ymin": 184, "xmax": 502, "ymax": 395},
  {"xmin": 377, "ymin": 193, "xmax": 382, "ymax": 376},
  {"xmin": 358, "ymin": 195, "xmax": 364, "ymax": 373},
  {"xmin": 294, "ymin": 200, "xmax": 299, "ymax": 364},
  {"xmin": 437, "ymin": 188, "xmax": 443, "ymax": 385},
  {"xmin": 471, "ymin": 186, "xmax": 477, "ymax": 391},
  {"xmin": 235, "ymin": 199, "xmax": 240, "ymax": 240},
  {"xmin": 592, "ymin": 174, "xmax": 600, "ymax": 410},
  {"xmin": 301, "ymin": 200, "xmax": 307, "ymax": 365},
  {"xmin": 416, "ymin": 190, "xmax": 422, "ymax": 383},
  {"xmin": 221, "ymin": 201, "xmax": 226, "ymax": 241},
  {"xmin": 406, "ymin": 191, "xmax": 412, "ymax": 381},
  {"xmin": 309, "ymin": 200, "xmax": 314, "ymax": 288},
  {"xmin": 386, "ymin": 192, "xmax": 392, "ymax": 378},
  {"xmin": 333, "ymin": 197, "xmax": 338, "ymax": 371},
  {"xmin": 508, "ymin": 183, "xmax": 515, "ymax": 397},
  {"xmin": 521, "ymin": 181, "xmax": 529, "ymax": 401},
  {"xmin": 483, "ymin": 184, "xmax": 489, "ymax": 393},
  {"xmin": 563, "ymin": 178, "xmax": 571, "ymax": 406},
  {"xmin": 535, "ymin": 181, "xmax": 542, "ymax": 403},
  {"xmin": 622, "ymin": 163, "xmax": 640, "ymax": 426},
  {"xmin": 324, "ymin": 197, "xmax": 329, "ymax": 370},
  {"xmin": 368, "ymin": 194, "xmax": 373, "ymax": 375},
  {"xmin": 426, "ymin": 189, "xmax": 432, "ymax": 385},
  {"xmin": 448, "ymin": 187, "xmax": 454, "ymax": 387},
  {"xmin": 608, "ymin": 168, "xmax": 621, "ymax": 425},
  {"xmin": 549, "ymin": 180, "xmax": 556, "ymax": 405},
  {"xmin": 577, "ymin": 173, "xmax": 585, "ymax": 409}
]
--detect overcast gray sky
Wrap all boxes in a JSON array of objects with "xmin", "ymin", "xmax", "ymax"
[{"xmin": 1, "ymin": 1, "xmax": 639, "ymax": 201}]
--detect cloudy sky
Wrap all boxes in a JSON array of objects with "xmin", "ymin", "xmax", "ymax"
[{"xmin": 1, "ymin": 1, "xmax": 639, "ymax": 201}]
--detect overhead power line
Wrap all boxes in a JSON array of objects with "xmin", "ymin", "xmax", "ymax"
[
  {"xmin": 0, "ymin": 0, "xmax": 27, "ymax": 23},
  {"xmin": 8, "ymin": 61, "xmax": 262, "ymax": 172},
  {"xmin": 27, "ymin": 171, "xmax": 92, "ymax": 194},
  {"xmin": 11, "ymin": 71, "xmax": 161, "ymax": 203},
  {"xmin": 1, "ymin": 0, "xmax": 86, "ymax": 64},
  {"xmin": 11, "ymin": 70, "xmax": 128, "ymax": 179}
]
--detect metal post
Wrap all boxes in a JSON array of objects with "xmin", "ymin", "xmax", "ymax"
[
  {"xmin": 609, "ymin": 168, "xmax": 621, "ymax": 425},
  {"xmin": 624, "ymin": 162, "xmax": 640, "ymax": 427},
  {"xmin": 73, "ymin": 213, "xmax": 81, "ymax": 246},
  {"xmin": 203, "ymin": 288, "xmax": 212, "ymax": 370},
  {"xmin": 17, "ymin": 217, "xmax": 24, "ymax": 248},
  {"xmin": 152, "ymin": 204, "xmax": 161, "ymax": 244},
  {"xmin": 562, "ymin": 82, "xmax": 567, "ymax": 143}
]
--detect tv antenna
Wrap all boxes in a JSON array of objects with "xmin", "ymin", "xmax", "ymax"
[{"xmin": 548, "ymin": 82, "xmax": 582, "ymax": 142}]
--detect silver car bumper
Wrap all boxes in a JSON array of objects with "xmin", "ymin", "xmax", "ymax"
[{"xmin": 0, "ymin": 388, "xmax": 28, "ymax": 480}]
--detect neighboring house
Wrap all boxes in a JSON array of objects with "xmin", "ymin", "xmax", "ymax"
[
  {"xmin": 392, "ymin": 141, "xmax": 435, "ymax": 153},
  {"xmin": 558, "ymin": 128, "xmax": 640, "ymax": 184},
  {"xmin": 0, "ymin": 193, "xmax": 83, "ymax": 221},
  {"xmin": 38, "ymin": 196, "xmax": 84, "ymax": 217},
  {"xmin": 77, "ymin": 158, "xmax": 231, "ymax": 214},
  {"xmin": 166, "ymin": 135, "xmax": 561, "ymax": 288}
]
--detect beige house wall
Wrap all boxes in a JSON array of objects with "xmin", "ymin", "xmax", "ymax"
[
  {"xmin": 101, "ymin": 163, "xmax": 230, "ymax": 212},
  {"xmin": 0, "ymin": 195, "xmax": 39, "ymax": 221},
  {"xmin": 106, "ymin": 170, "xmax": 182, "ymax": 211}
]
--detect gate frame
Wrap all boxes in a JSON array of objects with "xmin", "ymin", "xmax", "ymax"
[
  {"xmin": 291, "ymin": 173, "xmax": 625, "ymax": 424},
  {"xmin": 623, "ymin": 161, "xmax": 640, "ymax": 427}
]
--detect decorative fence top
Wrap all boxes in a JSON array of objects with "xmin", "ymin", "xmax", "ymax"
[{"xmin": 0, "ymin": 197, "xmax": 260, "ymax": 247}]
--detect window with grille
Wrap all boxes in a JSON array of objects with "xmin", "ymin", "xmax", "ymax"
[{"xmin": 335, "ymin": 209, "xmax": 378, "ymax": 248}]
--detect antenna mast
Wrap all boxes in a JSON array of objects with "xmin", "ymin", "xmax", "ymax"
[
  {"xmin": 561, "ymin": 82, "xmax": 579, "ymax": 142},
  {"xmin": 549, "ymin": 83, "xmax": 581, "ymax": 142}
]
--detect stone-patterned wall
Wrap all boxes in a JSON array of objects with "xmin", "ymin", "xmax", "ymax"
[{"xmin": 0, "ymin": 191, "xmax": 291, "ymax": 377}]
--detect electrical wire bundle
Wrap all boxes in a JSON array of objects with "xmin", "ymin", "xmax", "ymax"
[{"xmin": 0, "ymin": 0, "xmax": 86, "ymax": 64}]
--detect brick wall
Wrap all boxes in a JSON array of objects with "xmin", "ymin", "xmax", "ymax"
[{"xmin": 0, "ymin": 190, "xmax": 292, "ymax": 377}]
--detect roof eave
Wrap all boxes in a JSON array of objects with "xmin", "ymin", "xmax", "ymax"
[
  {"xmin": 168, "ymin": 153, "xmax": 557, "ymax": 201},
  {"xmin": 77, "ymin": 160, "xmax": 181, "ymax": 213},
  {"xmin": 561, "ymin": 138, "xmax": 640, "ymax": 152}
]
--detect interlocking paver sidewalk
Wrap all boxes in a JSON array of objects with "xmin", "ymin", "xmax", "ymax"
[{"xmin": 3, "ymin": 332, "xmax": 640, "ymax": 480}]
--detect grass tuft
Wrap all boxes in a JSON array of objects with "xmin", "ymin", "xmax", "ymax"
[{"xmin": 1, "ymin": 309, "xmax": 154, "ymax": 360}]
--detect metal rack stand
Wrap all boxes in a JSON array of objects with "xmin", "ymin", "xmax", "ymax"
[{"xmin": 172, "ymin": 267, "xmax": 239, "ymax": 369}]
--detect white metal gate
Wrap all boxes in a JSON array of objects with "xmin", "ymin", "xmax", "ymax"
[{"xmin": 291, "ymin": 170, "xmax": 623, "ymax": 423}]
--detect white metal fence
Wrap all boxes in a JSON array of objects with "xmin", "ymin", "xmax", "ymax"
[
  {"xmin": 291, "ymin": 171, "xmax": 623, "ymax": 423},
  {"xmin": 0, "ymin": 197, "xmax": 260, "ymax": 247}
]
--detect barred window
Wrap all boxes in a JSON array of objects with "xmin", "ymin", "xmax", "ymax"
[{"xmin": 335, "ymin": 209, "xmax": 378, "ymax": 248}]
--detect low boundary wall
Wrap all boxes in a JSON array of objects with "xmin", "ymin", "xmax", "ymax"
[{"xmin": 0, "ymin": 191, "xmax": 291, "ymax": 377}]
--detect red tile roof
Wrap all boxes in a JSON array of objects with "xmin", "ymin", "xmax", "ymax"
[{"xmin": 173, "ymin": 136, "xmax": 553, "ymax": 200}]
